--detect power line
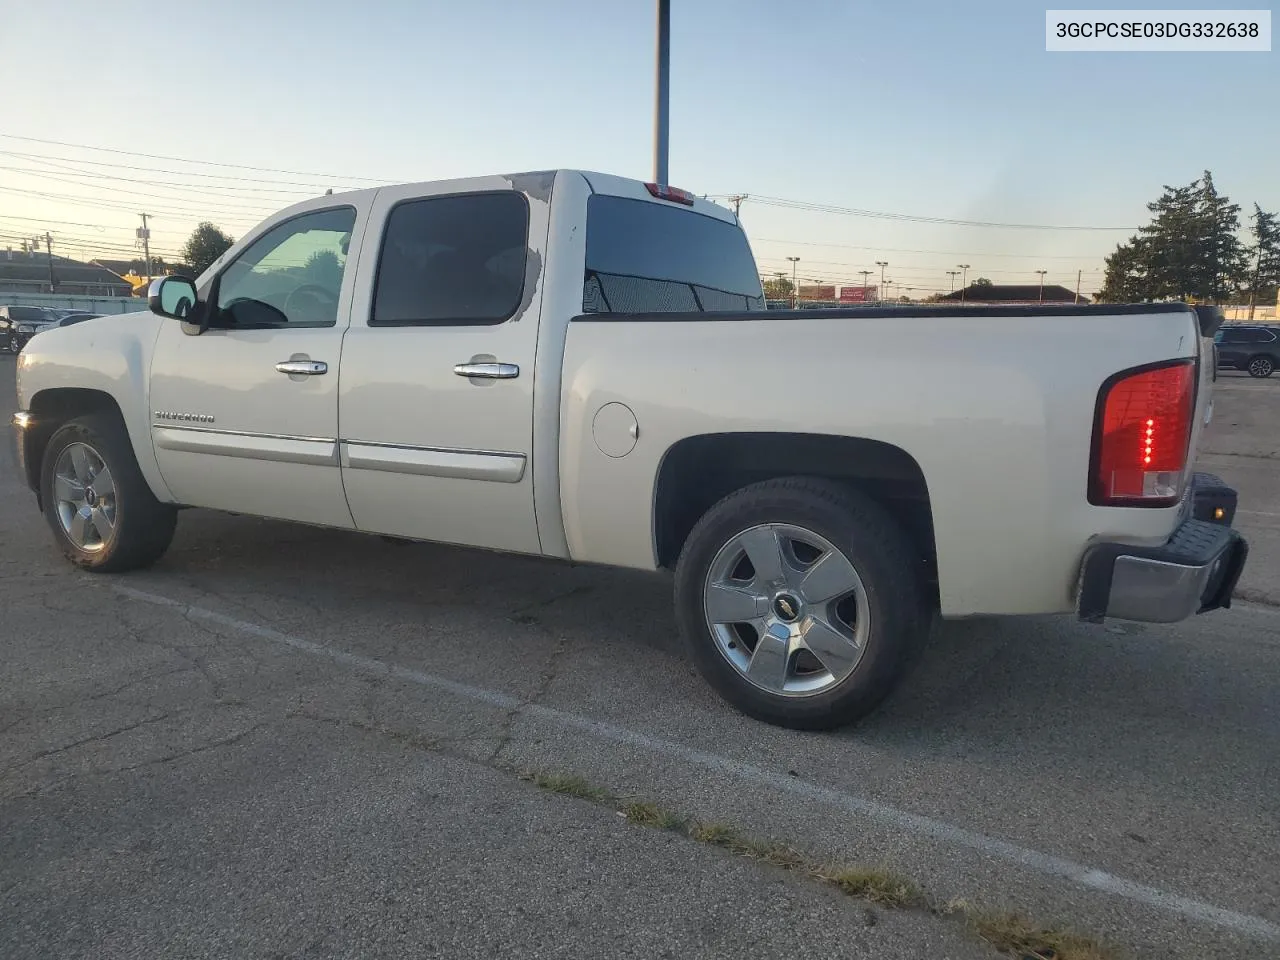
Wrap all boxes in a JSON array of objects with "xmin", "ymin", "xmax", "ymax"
[
  {"xmin": 0, "ymin": 185, "xmax": 264, "ymax": 224},
  {"xmin": 0, "ymin": 213, "xmax": 148, "ymax": 230},
  {"xmin": 744, "ymin": 194, "xmax": 1138, "ymax": 231},
  {"xmin": 0, "ymin": 166, "xmax": 287, "ymax": 214},
  {"xmin": 755, "ymin": 256, "xmax": 1093, "ymax": 279},
  {"xmin": 0, "ymin": 133, "xmax": 395, "ymax": 183},
  {"xmin": 4, "ymin": 153, "xmax": 324, "ymax": 197},
  {"xmin": 0, "ymin": 149, "xmax": 365, "ymax": 190},
  {"xmin": 751, "ymin": 236, "xmax": 1111, "ymax": 261}
]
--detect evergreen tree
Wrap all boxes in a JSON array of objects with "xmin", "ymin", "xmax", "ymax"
[{"xmin": 1100, "ymin": 172, "xmax": 1246, "ymax": 302}]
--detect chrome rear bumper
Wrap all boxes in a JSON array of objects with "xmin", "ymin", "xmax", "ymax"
[{"xmin": 1077, "ymin": 473, "xmax": 1249, "ymax": 624}]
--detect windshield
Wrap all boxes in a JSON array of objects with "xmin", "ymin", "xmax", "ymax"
[{"xmin": 583, "ymin": 195, "xmax": 765, "ymax": 313}]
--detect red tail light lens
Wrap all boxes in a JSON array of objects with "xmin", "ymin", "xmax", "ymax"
[
  {"xmin": 644, "ymin": 183, "xmax": 696, "ymax": 206},
  {"xmin": 1090, "ymin": 359, "xmax": 1196, "ymax": 506}
]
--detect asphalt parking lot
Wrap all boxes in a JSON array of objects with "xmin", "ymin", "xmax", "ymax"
[{"xmin": 2, "ymin": 355, "xmax": 1278, "ymax": 960}]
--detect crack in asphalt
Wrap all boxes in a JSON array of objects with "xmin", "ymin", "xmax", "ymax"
[
  {"xmin": 102, "ymin": 719, "xmax": 275, "ymax": 776},
  {"xmin": 488, "ymin": 625, "xmax": 572, "ymax": 765},
  {"xmin": 0, "ymin": 664, "xmax": 198, "ymax": 737},
  {"xmin": 3, "ymin": 711, "xmax": 178, "ymax": 774}
]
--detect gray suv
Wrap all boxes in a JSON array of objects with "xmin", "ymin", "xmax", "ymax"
[{"xmin": 1214, "ymin": 324, "xmax": 1279, "ymax": 378}]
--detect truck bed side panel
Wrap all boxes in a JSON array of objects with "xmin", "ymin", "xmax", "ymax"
[{"xmin": 559, "ymin": 309, "xmax": 1202, "ymax": 617}]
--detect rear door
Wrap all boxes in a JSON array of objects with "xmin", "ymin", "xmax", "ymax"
[{"xmin": 337, "ymin": 176, "xmax": 551, "ymax": 554}]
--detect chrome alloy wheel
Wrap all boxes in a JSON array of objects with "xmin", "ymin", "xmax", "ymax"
[
  {"xmin": 1248, "ymin": 356, "xmax": 1274, "ymax": 378},
  {"xmin": 702, "ymin": 523, "xmax": 871, "ymax": 697},
  {"xmin": 52, "ymin": 441, "xmax": 117, "ymax": 552}
]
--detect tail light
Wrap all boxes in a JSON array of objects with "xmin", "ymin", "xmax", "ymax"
[
  {"xmin": 644, "ymin": 183, "xmax": 696, "ymax": 206},
  {"xmin": 1089, "ymin": 359, "xmax": 1196, "ymax": 506}
]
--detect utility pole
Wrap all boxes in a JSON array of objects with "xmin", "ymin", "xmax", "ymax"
[
  {"xmin": 875, "ymin": 261, "xmax": 888, "ymax": 302},
  {"xmin": 44, "ymin": 232, "xmax": 56, "ymax": 293},
  {"xmin": 1075, "ymin": 269, "xmax": 1082, "ymax": 304},
  {"xmin": 958, "ymin": 264, "xmax": 970, "ymax": 303},
  {"xmin": 1035, "ymin": 269, "xmax": 1047, "ymax": 303},
  {"xmin": 727, "ymin": 195, "xmax": 747, "ymax": 217},
  {"xmin": 138, "ymin": 213, "xmax": 152, "ymax": 280},
  {"xmin": 787, "ymin": 256, "xmax": 800, "ymax": 309},
  {"xmin": 654, "ymin": 0, "xmax": 670, "ymax": 185},
  {"xmin": 947, "ymin": 270, "xmax": 959, "ymax": 294},
  {"xmin": 859, "ymin": 270, "xmax": 872, "ymax": 300}
]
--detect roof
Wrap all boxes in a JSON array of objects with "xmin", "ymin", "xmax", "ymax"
[
  {"xmin": 0, "ymin": 253, "xmax": 134, "ymax": 291},
  {"xmin": 939, "ymin": 284, "xmax": 1083, "ymax": 303}
]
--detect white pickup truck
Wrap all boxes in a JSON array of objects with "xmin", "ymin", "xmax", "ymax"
[{"xmin": 10, "ymin": 169, "xmax": 1249, "ymax": 729}]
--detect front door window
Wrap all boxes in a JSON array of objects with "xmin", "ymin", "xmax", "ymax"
[{"xmin": 214, "ymin": 207, "xmax": 356, "ymax": 329}]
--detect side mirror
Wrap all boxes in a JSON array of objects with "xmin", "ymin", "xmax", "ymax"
[{"xmin": 148, "ymin": 276, "xmax": 199, "ymax": 322}]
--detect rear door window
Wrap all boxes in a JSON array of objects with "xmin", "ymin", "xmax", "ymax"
[
  {"xmin": 583, "ymin": 195, "xmax": 764, "ymax": 314},
  {"xmin": 370, "ymin": 192, "xmax": 529, "ymax": 327}
]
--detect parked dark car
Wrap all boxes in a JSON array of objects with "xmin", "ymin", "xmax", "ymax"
[
  {"xmin": 1214, "ymin": 324, "xmax": 1280, "ymax": 378},
  {"xmin": 0, "ymin": 305, "xmax": 58, "ymax": 354}
]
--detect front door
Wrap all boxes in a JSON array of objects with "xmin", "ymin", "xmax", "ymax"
[
  {"xmin": 149, "ymin": 202, "xmax": 368, "ymax": 527},
  {"xmin": 337, "ymin": 177, "xmax": 551, "ymax": 554}
]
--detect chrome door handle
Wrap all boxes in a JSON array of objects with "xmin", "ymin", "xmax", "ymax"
[
  {"xmin": 276, "ymin": 360, "xmax": 328, "ymax": 376},
  {"xmin": 454, "ymin": 362, "xmax": 519, "ymax": 379}
]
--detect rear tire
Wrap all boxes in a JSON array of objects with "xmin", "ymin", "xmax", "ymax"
[
  {"xmin": 40, "ymin": 413, "xmax": 177, "ymax": 572},
  {"xmin": 1247, "ymin": 355, "xmax": 1275, "ymax": 378},
  {"xmin": 674, "ymin": 477, "xmax": 929, "ymax": 730}
]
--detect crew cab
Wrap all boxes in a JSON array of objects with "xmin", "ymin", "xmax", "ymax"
[{"xmin": 10, "ymin": 169, "xmax": 1249, "ymax": 729}]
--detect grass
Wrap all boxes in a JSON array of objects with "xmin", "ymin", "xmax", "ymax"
[
  {"xmin": 524, "ymin": 771, "xmax": 614, "ymax": 805},
  {"xmin": 622, "ymin": 801, "xmax": 687, "ymax": 831},
  {"xmin": 965, "ymin": 909, "xmax": 1117, "ymax": 960},
  {"xmin": 814, "ymin": 865, "xmax": 922, "ymax": 908},
  {"xmin": 522, "ymin": 768, "xmax": 1120, "ymax": 960}
]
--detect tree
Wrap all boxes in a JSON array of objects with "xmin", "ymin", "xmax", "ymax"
[
  {"xmin": 972, "ymin": 277, "xmax": 993, "ymax": 287},
  {"xmin": 303, "ymin": 249, "xmax": 344, "ymax": 289},
  {"xmin": 1099, "ymin": 172, "xmax": 1246, "ymax": 303},
  {"xmin": 763, "ymin": 275, "xmax": 794, "ymax": 300},
  {"xmin": 180, "ymin": 222, "xmax": 235, "ymax": 278},
  {"xmin": 1245, "ymin": 204, "xmax": 1280, "ymax": 317}
]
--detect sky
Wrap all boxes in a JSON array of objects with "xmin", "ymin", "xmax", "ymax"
[{"xmin": 1, "ymin": 0, "xmax": 1276, "ymax": 299}]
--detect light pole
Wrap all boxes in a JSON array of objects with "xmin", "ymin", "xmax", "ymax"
[
  {"xmin": 958, "ymin": 264, "xmax": 970, "ymax": 303},
  {"xmin": 654, "ymin": 0, "xmax": 670, "ymax": 184},
  {"xmin": 875, "ymin": 261, "xmax": 888, "ymax": 302},
  {"xmin": 947, "ymin": 270, "xmax": 960, "ymax": 294},
  {"xmin": 787, "ymin": 256, "xmax": 800, "ymax": 309},
  {"xmin": 859, "ymin": 269, "xmax": 872, "ymax": 300},
  {"xmin": 1035, "ymin": 269, "xmax": 1048, "ymax": 303}
]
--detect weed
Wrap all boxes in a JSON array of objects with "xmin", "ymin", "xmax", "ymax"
[
  {"xmin": 526, "ymin": 771, "xmax": 613, "ymax": 804},
  {"xmin": 623, "ymin": 801, "xmax": 686, "ymax": 831},
  {"xmin": 967, "ymin": 909, "xmax": 1116, "ymax": 960},
  {"xmin": 816, "ymin": 865, "xmax": 922, "ymax": 908}
]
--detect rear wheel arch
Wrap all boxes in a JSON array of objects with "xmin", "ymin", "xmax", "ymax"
[{"xmin": 652, "ymin": 432, "xmax": 938, "ymax": 601}]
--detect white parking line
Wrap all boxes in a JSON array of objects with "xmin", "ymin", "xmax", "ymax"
[{"xmin": 115, "ymin": 584, "xmax": 1280, "ymax": 943}]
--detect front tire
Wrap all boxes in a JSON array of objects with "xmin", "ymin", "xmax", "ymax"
[
  {"xmin": 1247, "ymin": 355, "xmax": 1275, "ymax": 378},
  {"xmin": 40, "ymin": 413, "xmax": 178, "ymax": 572},
  {"xmin": 674, "ymin": 477, "xmax": 929, "ymax": 731}
]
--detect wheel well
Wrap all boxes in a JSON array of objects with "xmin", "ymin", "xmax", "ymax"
[
  {"xmin": 21, "ymin": 389, "xmax": 125, "ymax": 493},
  {"xmin": 653, "ymin": 433, "xmax": 938, "ymax": 592}
]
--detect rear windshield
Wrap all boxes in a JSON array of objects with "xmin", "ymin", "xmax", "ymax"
[
  {"xmin": 583, "ymin": 195, "xmax": 764, "ymax": 314},
  {"xmin": 4, "ymin": 306, "xmax": 51, "ymax": 322}
]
